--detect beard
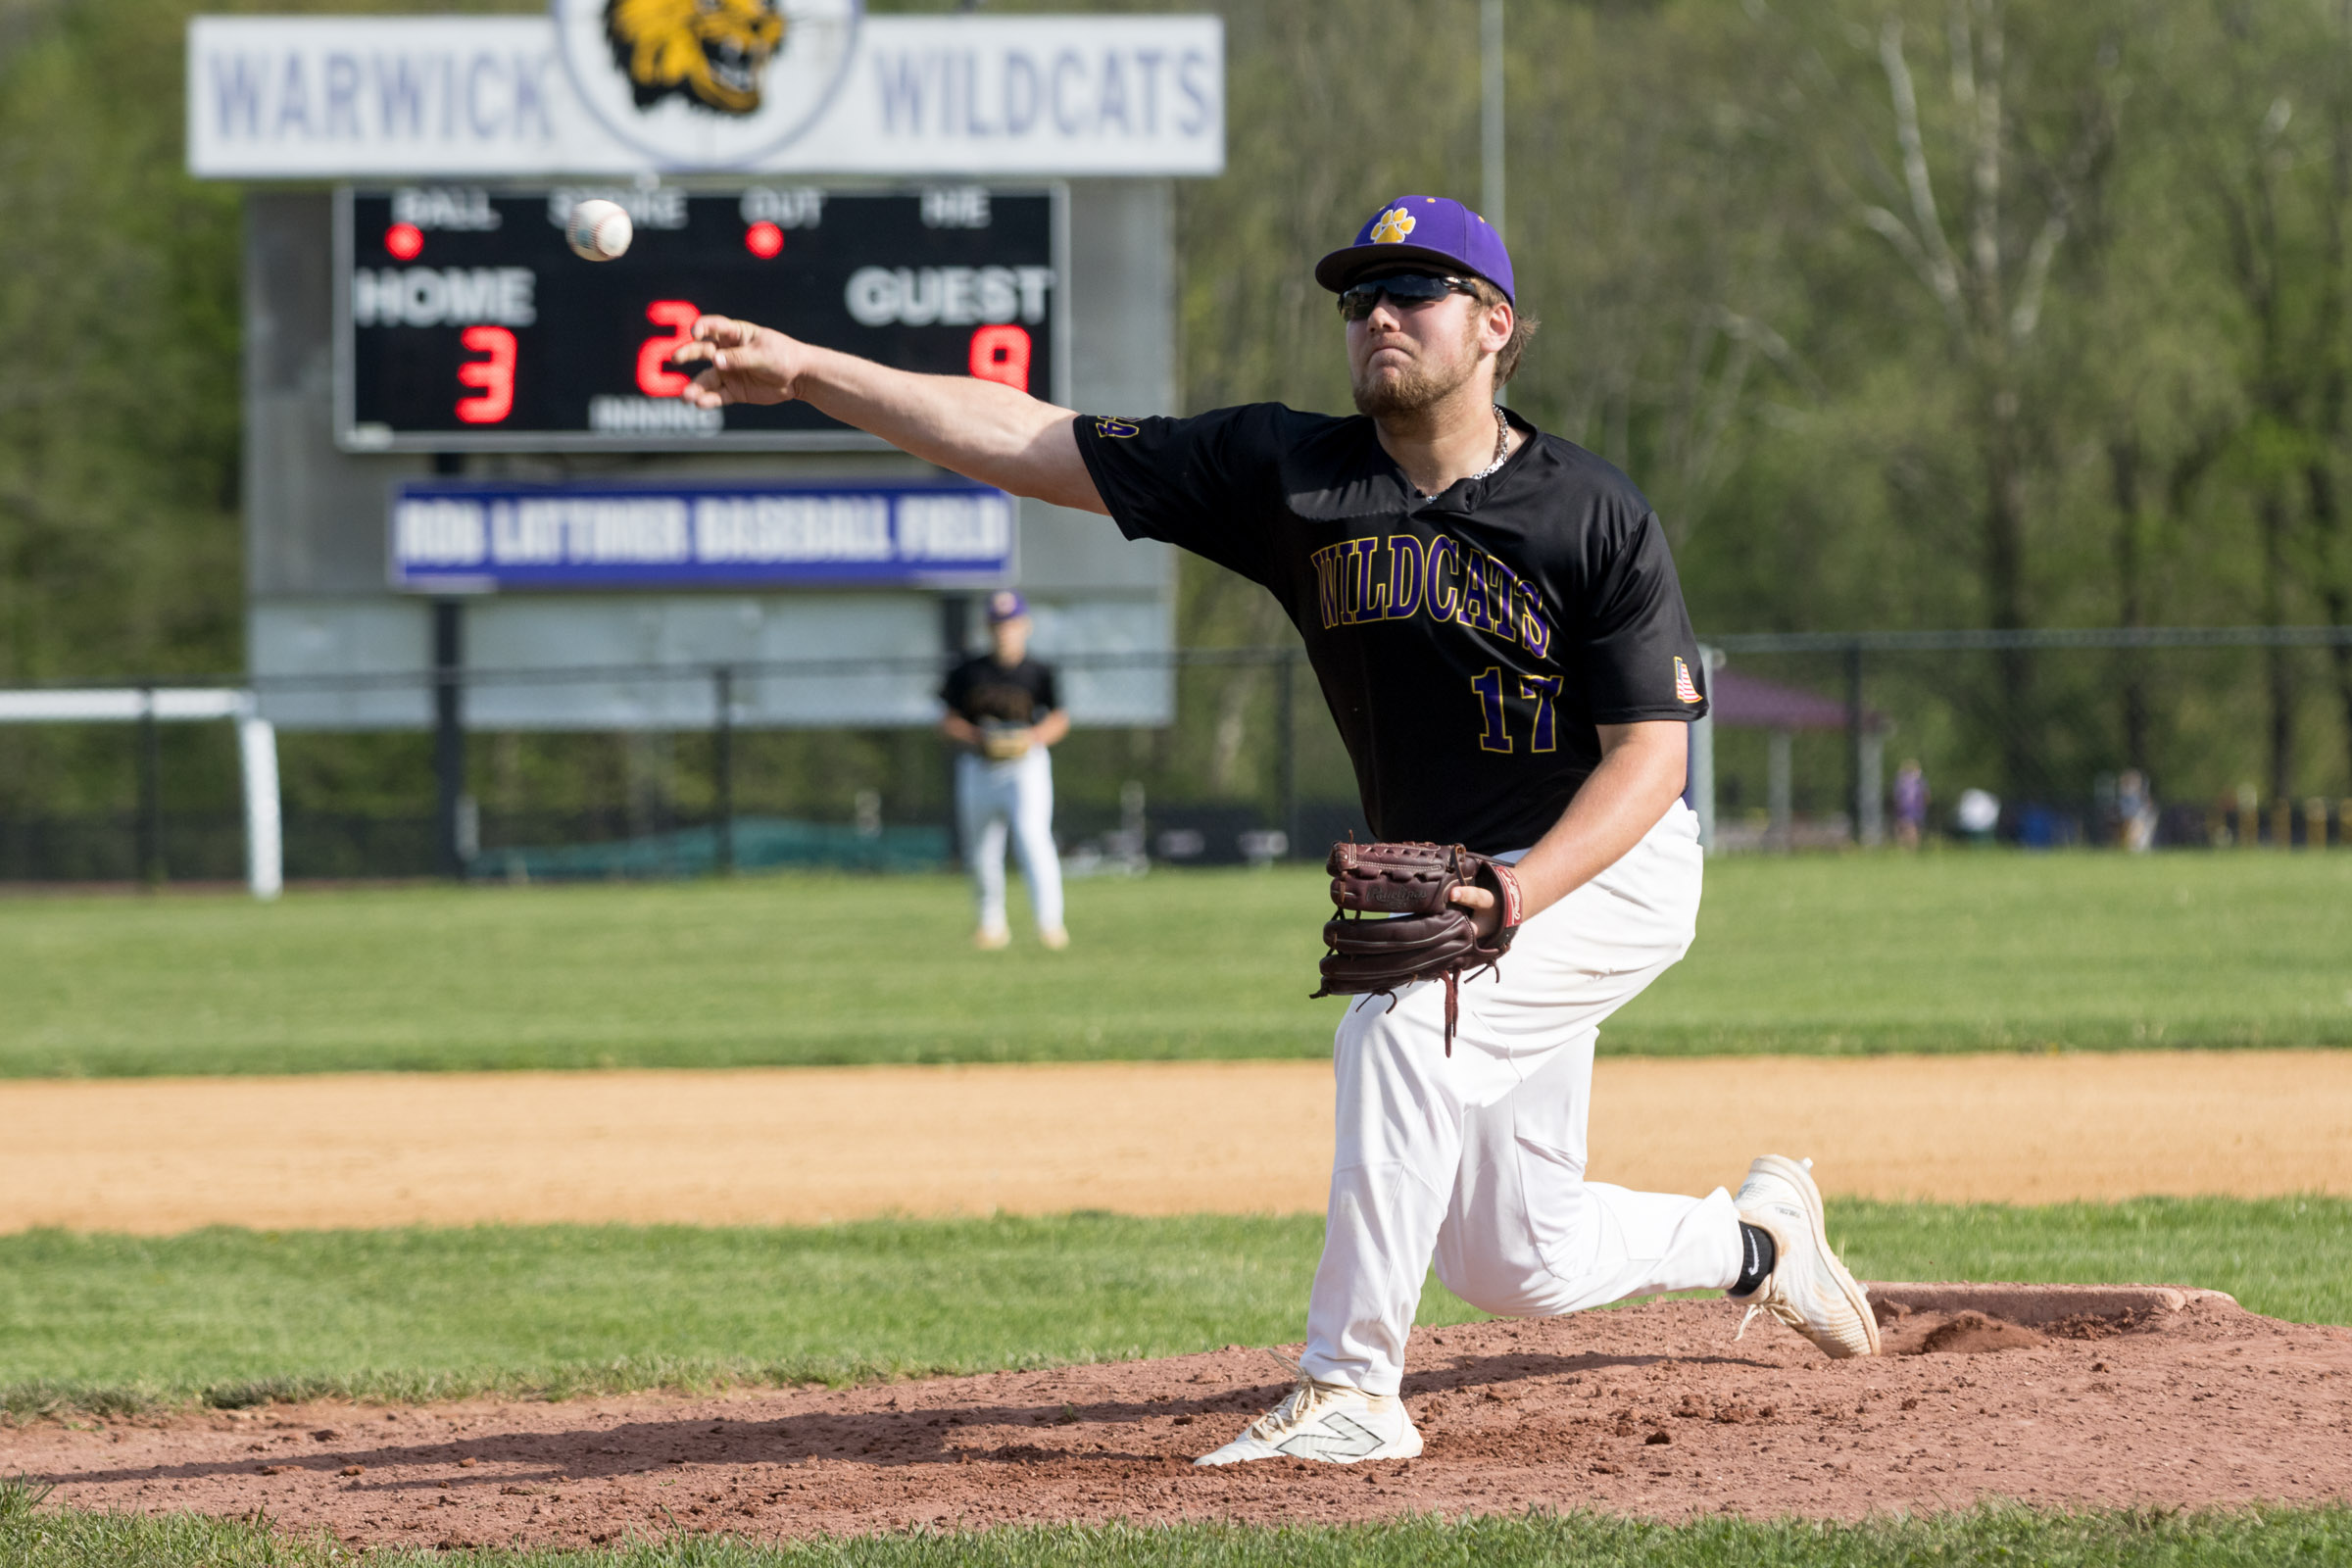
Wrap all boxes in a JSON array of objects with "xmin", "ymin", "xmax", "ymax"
[{"xmin": 1349, "ymin": 318, "xmax": 1483, "ymax": 418}]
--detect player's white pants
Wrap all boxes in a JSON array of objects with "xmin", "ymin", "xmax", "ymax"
[
  {"xmin": 1300, "ymin": 801, "xmax": 1742, "ymax": 1396},
  {"xmin": 956, "ymin": 748, "xmax": 1064, "ymax": 934}
]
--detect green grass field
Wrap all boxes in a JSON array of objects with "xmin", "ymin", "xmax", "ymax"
[
  {"xmin": 0, "ymin": 853, "xmax": 2347, "ymax": 1077},
  {"xmin": 4, "ymin": 858, "xmax": 2343, "ymax": 1564},
  {"xmin": 6, "ymin": 1498, "xmax": 2348, "ymax": 1568},
  {"xmin": 2, "ymin": 1199, "xmax": 2341, "ymax": 1419}
]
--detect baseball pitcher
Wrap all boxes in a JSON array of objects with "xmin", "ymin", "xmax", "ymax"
[{"xmin": 670, "ymin": 193, "xmax": 1879, "ymax": 1467}]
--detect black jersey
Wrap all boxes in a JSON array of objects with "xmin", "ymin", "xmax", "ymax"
[
  {"xmin": 942, "ymin": 654, "xmax": 1061, "ymax": 726},
  {"xmin": 1075, "ymin": 404, "xmax": 1707, "ymax": 853}
]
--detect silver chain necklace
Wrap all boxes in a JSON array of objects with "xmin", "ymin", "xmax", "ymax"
[{"xmin": 1468, "ymin": 405, "xmax": 1512, "ymax": 482}]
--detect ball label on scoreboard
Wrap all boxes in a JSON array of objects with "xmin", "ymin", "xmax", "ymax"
[{"xmin": 335, "ymin": 184, "xmax": 1063, "ymax": 452}]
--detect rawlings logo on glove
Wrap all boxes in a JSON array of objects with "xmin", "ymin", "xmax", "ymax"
[{"xmin": 1308, "ymin": 840, "xmax": 1524, "ymax": 1054}]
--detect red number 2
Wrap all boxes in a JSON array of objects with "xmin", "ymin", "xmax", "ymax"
[
  {"xmin": 636, "ymin": 300, "xmax": 701, "ymax": 396},
  {"xmin": 455, "ymin": 325, "xmax": 515, "ymax": 424}
]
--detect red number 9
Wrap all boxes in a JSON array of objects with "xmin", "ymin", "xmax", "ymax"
[
  {"xmin": 455, "ymin": 325, "xmax": 516, "ymax": 424},
  {"xmin": 969, "ymin": 324, "xmax": 1031, "ymax": 392}
]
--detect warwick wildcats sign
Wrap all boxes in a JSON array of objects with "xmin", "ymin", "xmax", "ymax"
[{"xmin": 187, "ymin": 8, "xmax": 1224, "ymax": 178}]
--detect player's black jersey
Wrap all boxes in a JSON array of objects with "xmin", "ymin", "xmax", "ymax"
[
  {"xmin": 942, "ymin": 654, "xmax": 1061, "ymax": 726},
  {"xmin": 1075, "ymin": 404, "xmax": 1707, "ymax": 853}
]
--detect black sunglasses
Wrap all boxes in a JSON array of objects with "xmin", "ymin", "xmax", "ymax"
[{"xmin": 1336, "ymin": 272, "xmax": 1480, "ymax": 321}]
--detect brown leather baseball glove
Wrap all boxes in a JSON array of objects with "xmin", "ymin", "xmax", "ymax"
[
  {"xmin": 978, "ymin": 721, "xmax": 1033, "ymax": 762},
  {"xmin": 1307, "ymin": 840, "xmax": 1525, "ymax": 1054}
]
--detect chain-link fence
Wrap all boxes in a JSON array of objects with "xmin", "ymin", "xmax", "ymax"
[
  {"xmin": 0, "ymin": 648, "xmax": 1364, "ymax": 885},
  {"xmin": 3, "ymin": 628, "xmax": 2349, "ymax": 885}
]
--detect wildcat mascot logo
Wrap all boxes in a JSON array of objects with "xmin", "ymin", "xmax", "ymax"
[
  {"xmin": 605, "ymin": 0, "xmax": 786, "ymax": 115},
  {"xmin": 554, "ymin": 0, "xmax": 859, "ymax": 166}
]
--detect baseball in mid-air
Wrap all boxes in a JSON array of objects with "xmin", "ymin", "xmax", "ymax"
[{"xmin": 564, "ymin": 199, "xmax": 633, "ymax": 262}]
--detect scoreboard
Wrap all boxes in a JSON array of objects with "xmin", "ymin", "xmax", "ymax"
[{"xmin": 334, "ymin": 185, "xmax": 1065, "ymax": 452}]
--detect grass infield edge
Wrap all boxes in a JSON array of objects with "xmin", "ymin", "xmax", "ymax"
[{"xmin": 2, "ymin": 1487, "xmax": 2350, "ymax": 1567}]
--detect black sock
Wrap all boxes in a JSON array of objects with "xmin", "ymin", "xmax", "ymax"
[{"xmin": 1733, "ymin": 1222, "xmax": 1776, "ymax": 1296}]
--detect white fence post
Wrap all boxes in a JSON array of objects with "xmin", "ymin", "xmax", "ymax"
[
  {"xmin": 237, "ymin": 705, "xmax": 282, "ymax": 901},
  {"xmin": 1857, "ymin": 727, "xmax": 1886, "ymax": 848},
  {"xmin": 1767, "ymin": 729, "xmax": 1794, "ymax": 851},
  {"xmin": 1690, "ymin": 645, "xmax": 1722, "ymax": 853}
]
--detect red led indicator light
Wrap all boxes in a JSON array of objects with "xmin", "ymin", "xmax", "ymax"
[
  {"xmin": 744, "ymin": 221, "xmax": 784, "ymax": 259},
  {"xmin": 384, "ymin": 223, "xmax": 425, "ymax": 261}
]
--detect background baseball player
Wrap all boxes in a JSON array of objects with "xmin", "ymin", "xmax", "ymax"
[
  {"xmin": 940, "ymin": 590, "xmax": 1070, "ymax": 951},
  {"xmin": 671, "ymin": 193, "xmax": 1879, "ymax": 1467}
]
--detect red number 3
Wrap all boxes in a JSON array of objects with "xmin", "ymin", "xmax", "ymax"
[{"xmin": 455, "ymin": 325, "xmax": 515, "ymax": 424}]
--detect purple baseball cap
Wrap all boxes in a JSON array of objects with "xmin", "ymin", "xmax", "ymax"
[
  {"xmin": 985, "ymin": 589, "xmax": 1028, "ymax": 623},
  {"xmin": 1315, "ymin": 195, "xmax": 1515, "ymax": 303}
]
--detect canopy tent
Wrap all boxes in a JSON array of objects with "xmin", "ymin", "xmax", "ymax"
[
  {"xmin": 1688, "ymin": 659, "xmax": 1890, "ymax": 852},
  {"xmin": 1708, "ymin": 666, "xmax": 1886, "ymax": 731}
]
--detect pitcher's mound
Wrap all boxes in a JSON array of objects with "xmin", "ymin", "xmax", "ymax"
[{"xmin": 12, "ymin": 1285, "xmax": 2349, "ymax": 1547}]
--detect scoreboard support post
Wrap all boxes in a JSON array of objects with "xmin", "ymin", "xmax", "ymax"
[
  {"xmin": 938, "ymin": 593, "xmax": 974, "ymax": 862},
  {"xmin": 712, "ymin": 665, "xmax": 737, "ymax": 876},
  {"xmin": 432, "ymin": 599, "xmax": 466, "ymax": 879}
]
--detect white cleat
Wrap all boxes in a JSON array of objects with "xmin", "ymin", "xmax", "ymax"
[
  {"xmin": 972, "ymin": 923, "xmax": 1011, "ymax": 951},
  {"xmin": 1193, "ymin": 1374, "xmax": 1424, "ymax": 1467},
  {"xmin": 1039, "ymin": 925, "xmax": 1070, "ymax": 951},
  {"xmin": 1730, "ymin": 1153, "xmax": 1881, "ymax": 1358}
]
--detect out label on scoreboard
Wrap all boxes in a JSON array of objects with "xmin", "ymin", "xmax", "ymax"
[{"xmin": 334, "ymin": 184, "xmax": 1067, "ymax": 452}]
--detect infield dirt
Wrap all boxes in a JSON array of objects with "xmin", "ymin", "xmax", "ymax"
[
  {"xmin": 13, "ymin": 1287, "xmax": 2348, "ymax": 1545},
  {"xmin": 0, "ymin": 1050, "xmax": 2345, "ymax": 1232}
]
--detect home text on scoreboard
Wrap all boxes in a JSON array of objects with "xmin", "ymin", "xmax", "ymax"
[{"xmin": 334, "ymin": 184, "xmax": 1067, "ymax": 453}]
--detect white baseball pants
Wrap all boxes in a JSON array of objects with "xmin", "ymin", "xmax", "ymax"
[
  {"xmin": 956, "ymin": 748, "xmax": 1064, "ymax": 934},
  {"xmin": 1300, "ymin": 801, "xmax": 1744, "ymax": 1396}
]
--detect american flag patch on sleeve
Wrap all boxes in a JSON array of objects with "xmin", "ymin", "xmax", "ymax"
[{"xmin": 1674, "ymin": 656, "xmax": 1702, "ymax": 704}]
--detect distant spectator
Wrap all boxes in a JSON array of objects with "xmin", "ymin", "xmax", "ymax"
[
  {"xmin": 2117, "ymin": 769, "xmax": 2158, "ymax": 854},
  {"xmin": 1891, "ymin": 760, "xmax": 1930, "ymax": 850}
]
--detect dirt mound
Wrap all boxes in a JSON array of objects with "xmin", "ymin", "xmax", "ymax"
[
  {"xmin": 1878, "ymin": 1308, "xmax": 2048, "ymax": 1355},
  {"xmin": 1867, "ymin": 1285, "xmax": 2215, "ymax": 1357},
  {"xmin": 8, "ymin": 1287, "xmax": 2348, "ymax": 1546}
]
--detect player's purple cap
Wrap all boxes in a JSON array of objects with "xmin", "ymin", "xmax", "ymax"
[
  {"xmin": 1314, "ymin": 195, "xmax": 1515, "ymax": 303},
  {"xmin": 986, "ymin": 589, "xmax": 1028, "ymax": 623}
]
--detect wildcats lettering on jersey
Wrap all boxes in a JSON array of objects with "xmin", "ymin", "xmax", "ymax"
[{"xmin": 1308, "ymin": 533, "xmax": 1554, "ymax": 658}]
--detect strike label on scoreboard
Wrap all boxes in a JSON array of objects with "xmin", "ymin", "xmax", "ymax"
[{"xmin": 334, "ymin": 184, "xmax": 1065, "ymax": 452}]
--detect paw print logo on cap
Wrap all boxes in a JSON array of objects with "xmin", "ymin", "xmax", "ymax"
[{"xmin": 1370, "ymin": 207, "xmax": 1417, "ymax": 244}]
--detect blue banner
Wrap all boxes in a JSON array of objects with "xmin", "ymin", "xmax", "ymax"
[{"xmin": 389, "ymin": 477, "xmax": 1016, "ymax": 592}]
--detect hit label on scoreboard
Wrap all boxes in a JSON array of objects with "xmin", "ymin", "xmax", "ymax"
[{"xmin": 335, "ymin": 184, "xmax": 1064, "ymax": 452}]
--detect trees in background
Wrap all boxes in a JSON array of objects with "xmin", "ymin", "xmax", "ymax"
[
  {"xmin": 1180, "ymin": 0, "xmax": 2352, "ymax": 808},
  {"xmin": 5, "ymin": 0, "xmax": 2352, "ymax": 824}
]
